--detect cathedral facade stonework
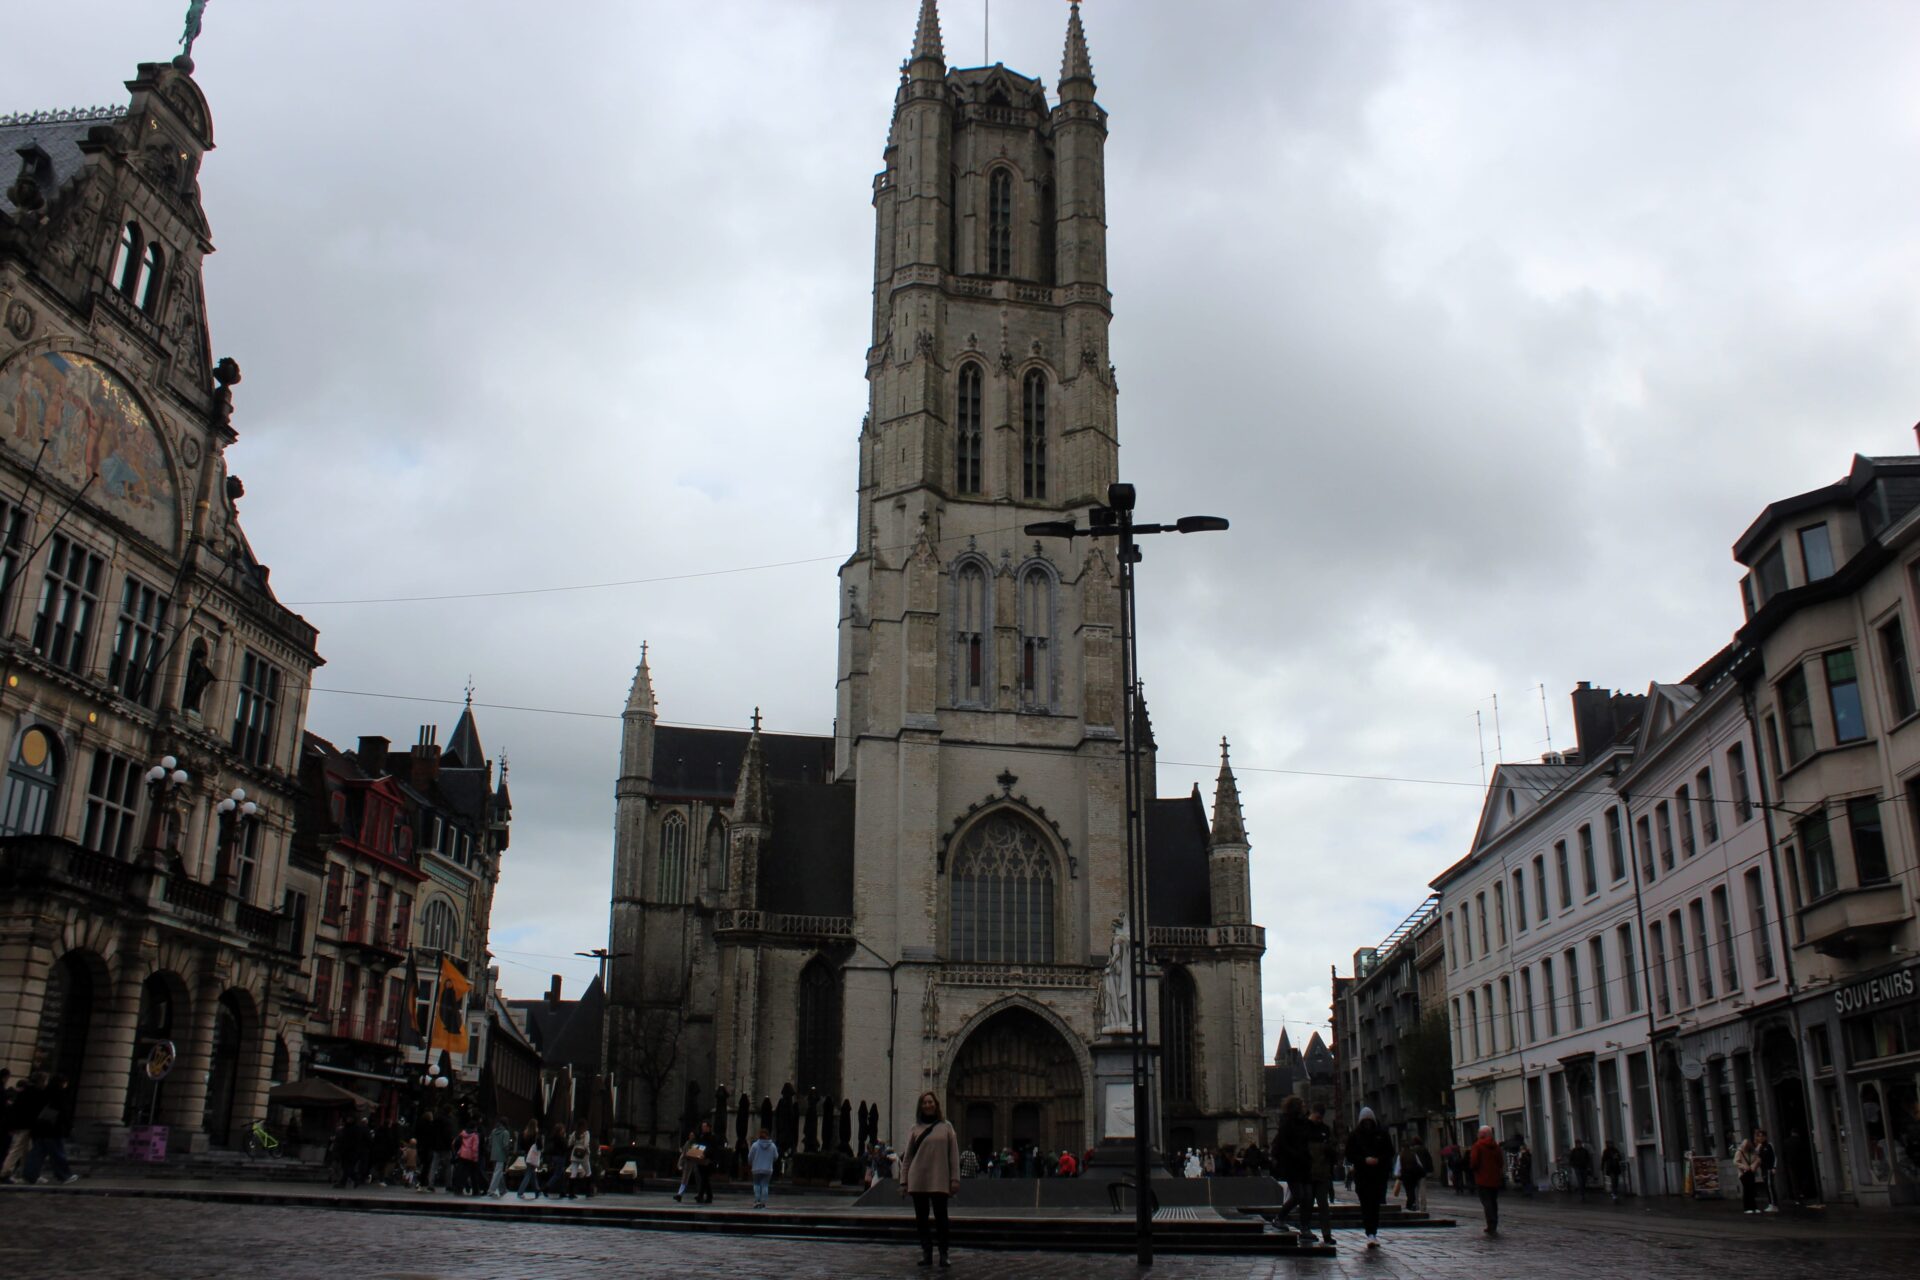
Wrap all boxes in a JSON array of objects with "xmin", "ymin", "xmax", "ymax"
[{"xmin": 604, "ymin": 1, "xmax": 1266, "ymax": 1158}]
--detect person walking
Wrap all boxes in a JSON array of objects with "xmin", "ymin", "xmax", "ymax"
[
  {"xmin": 1397, "ymin": 1133, "xmax": 1433, "ymax": 1212},
  {"xmin": 1, "ymin": 1074, "xmax": 35, "ymax": 1183},
  {"xmin": 1600, "ymin": 1140, "xmax": 1625, "ymax": 1202},
  {"xmin": 674, "ymin": 1130, "xmax": 700, "ymax": 1202},
  {"xmin": 21, "ymin": 1074, "xmax": 76, "ymax": 1185},
  {"xmin": 565, "ymin": 1123, "xmax": 593, "ymax": 1199},
  {"xmin": 1301, "ymin": 1104, "xmax": 1337, "ymax": 1246},
  {"xmin": 1467, "ymin": 1124, "xmax": 1505, "ymax": 1235},
  {"xmin": 1344, "ymin": 1107, "xmax": 1395, "ymax": 1248},
  {"xmin": 748, "ymin": 1127, "xmax": 779, "ymax": 1208},
  {"xmin": 485, "ymin": 1117, "xmax": 513, "ymax": 1198},
  {"xmin": 451, "ymin": 1119, "xmax": 482, "ymax": 1195},
  {"xmin": 899, "ymin": 1091, "xmax": 961, "ymax": 1269},
  {"xmin": 1272, "ymin": 1096, "xmax": 1311, "ymax": 1236},
  {"xmin": 1567, "ymin": 1137, "xmax": 1593, "ymax": 1201},
  {"xmin": 1515, "ymin": 1142, "xmax": 1534, "ymax": 1197},
  {"xmin": 420, "ymin": 1108, "xmax": 450, "ymax": 1192},
  {"xmin": 400, "ymin": 1137, "xmax": 421, "ymax": 1189},
  {"xmin": 1735, "ymin": 1133, "xmax": 1763, "ymax": 1214},
  {"xmin": 692, "ymin": 1121, "xmax": 718, "ymax": 1203},
  {"xmin": 1754, "ymin": 1129, "xmax": 1779, "ymax": 1212},
  {"xmin": 515, "ymin": 1135, "xmax": 545, "ymax": 1199}
]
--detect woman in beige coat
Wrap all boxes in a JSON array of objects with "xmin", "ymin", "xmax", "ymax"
[{"xmin": 900, "ymin": 1091, "xmax": 962, "ymax": 1268}]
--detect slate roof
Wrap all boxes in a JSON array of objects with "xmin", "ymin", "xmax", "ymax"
[
  {"xmin": 1145, "ymin": 792, "xmax": 1211, "ymax": 928},
  {"xmin": 758, "ymin": 780, "xmax": 856, "ymax": 916},
  {"xmin": 507, "ymin": 975, "xmax": 602, "ymax": 1072},
  {"xmin": 0, "ymin": 109, "xmax": 116, "ymax": 218},
  {"xmin": 653, "ymin": 726, "xmax": 834, "ymax": 800},
  {"xmin": 443, "ymin": 706, "xmax": 485, "ymax": 770}
]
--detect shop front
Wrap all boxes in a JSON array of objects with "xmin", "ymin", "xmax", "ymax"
[{"xmin": 1813, "ymin": 961, "xmax": 1920, "ymax": 1207}]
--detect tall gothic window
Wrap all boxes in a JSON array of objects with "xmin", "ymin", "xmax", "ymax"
[
  {"xmin": 0, "ymin": 726, "xmax": 62, "ymax": 838},
  {"xmin": 987, "ymin": 168, "xmax": 1013, "ymax": 276},
  {"xmin": 954, "ymin": 560, "xmax": 989, "ymax": 706},
  {"xmin": 657, "ymin": 811, "xmax": 689, "ymax": 903},
  {"xmin": 112, "ymin": 222, "xmax": 142, "ymax": 297},
  {"xmin": 1019, "ymin": 566, "xmax": 1054, "ymax": 709},
  {"xmin": 136, "ymin": 241, "xmax": 165, "ymax": 315},
  {"xmin": 796, "ymin": 957, "xmax": 841, "ymax": 1096},
  {"xmin": 949, "ymin": 811, "xmax": 1056, "ymax": 965},
  {"xmin": 1162, "ymin": 965, "xmax": 1198, "ymax": 1105},
  {"xmin": 955, "ymin": 362, "xmax": 983, "ymax": 495},
  {"xmin": 704, "ymin": 816, "xmax": 727, "ymax": 893},
  {"xmin": 1021, "ymin": 370, "xmax": 1047, "ymax": 500}
]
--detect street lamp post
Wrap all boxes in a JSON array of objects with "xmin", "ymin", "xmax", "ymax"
[
  {"xmin": 847, "ymin": 938, "xmax": 900, "ymax": 1148},
  {"xmin": 576, "ymin": 947, "xmax": 629, "ymax": 1130},
  {"xmin": 1028, "ymin": 482, "xmax": 1228, "ymax": 1267}
]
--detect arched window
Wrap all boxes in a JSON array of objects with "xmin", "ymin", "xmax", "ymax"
[
  {"xmin": 657, "ymin": 811, "xmax": 688, "ymax": 903},
  {"xmin": 704, "ymin": 816, "xmax": 727, "ymax": 893},
  {"xmin": 796, "ymin": 957, "xmax": 841, "ymax": 1095},
  {"xmin": 1018, "ymin": 566, "xmax": 1054, "ymax": 709},
  {"xmin": 954, "ymin": 560, "xmax": 989, "ymax": 706},
  {"xmin": 987, "ymin": 168, "xmax": 1013, "ymax": 276},
  {"xmin": 112, "ymin": 222, "xmax": 143, "ymax": 297},
  {"xmin": 1021, "ymin": 370, "xmax": 1047, "ymax": 500},
  {"xmin": 949, "ymin": 811, "xmax": 1056, "ymax": 964},
  {"xmin": 419, "ymin": 898, "xmax": 459, "ymax": 951},
  {"xmin": 136, "ymin": 241, "xmax": 165, "ymax": 315},
  {"xmin": 1162, "ymin": 965, "xmax": 1198, "ymax": 1105},
  {"xmin": 955, "ymin": 362, "xmax": 983, "ymax": 495},
  {"xmin": 0, "ymin": 725, "xmax": 63, "ymax": 837}
]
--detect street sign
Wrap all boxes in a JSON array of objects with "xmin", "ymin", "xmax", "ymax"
[{"xmin": 145, "ymin": 1039, "xmax": 176, "ymax": 1081}]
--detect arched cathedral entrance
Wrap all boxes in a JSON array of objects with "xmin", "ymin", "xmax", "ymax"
[{"xmin": 946, "ymin": 1007, "xmax": 1084, "ymax": 1160}]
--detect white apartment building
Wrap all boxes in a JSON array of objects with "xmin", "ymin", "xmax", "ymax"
[{"xmin": 1432, "ymin": 685, "xmax": 1654, "ymax": 1186}]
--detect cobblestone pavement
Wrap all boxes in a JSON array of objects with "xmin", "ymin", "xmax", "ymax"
[{"xmin": 1, "ymin": 1190, "xmax": 1914, "ymax": 1279}]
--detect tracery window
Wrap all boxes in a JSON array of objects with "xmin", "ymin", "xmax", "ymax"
[
  {"xmin": 1162, "ymin": 965, "xmax": 1197, "ymax": 1104},
  {"xmin": 657, "ymin": 810, "xmax": 689, "ymax": 903},
  {"xmin": 0, "ymin": 726, "xmax": 63, "ymax": 838},
  {"xmin": 955, "ymin": 362, "xmax": 983, "ymax": 495},
  {"xmin": 949, "ymin": 811, "xmax": 1056, "ymax": 964},
  {"xmin": 1021, "ymin": 370, "xmax": 1047, "ymax": 500},
  {"xmin": 987, "ymin": 168, "xmax": 1013, "ymax": 276},
  {"xmin": 796, "ymin": 957, "xmax": 841, "ymax": 1096},
  {"xmin": 704, "ymin": 816, "xmax": 727, "ymax": 893},
  {"xmin": 954, "ymin": 560, "xmax": 989, "ymax": 706},
  {"xmin": 1018, "ymin": 566, "xmax": 1054, "ymax": 709}
]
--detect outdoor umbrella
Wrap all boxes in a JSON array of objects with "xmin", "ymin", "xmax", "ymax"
[{"xmin": 267, "ymin": 1076, "xmax": 364, "ymax": 1108}]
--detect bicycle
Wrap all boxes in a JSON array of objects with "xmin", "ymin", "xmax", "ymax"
[
  {"xmin": 1549, "ymin": 1158, "xmax": 1572, "ymax": 1192},
  {"xmin": 244, "ymin": 1120, "xmax": 284, "ymax": 1159}
]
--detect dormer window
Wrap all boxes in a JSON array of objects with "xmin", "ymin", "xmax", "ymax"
[
  {"xmin": 1798, "ymin": 523, "xmax": 1834, "ymax": 581},
  {"xmin": 112, "ymin": 222, "xmax": 142, "ymax": 295},
  {"xmin": 1754, "ymin": 543, "xmax": 1788, "ymax": 601},
  {"xmin": 109, "ymin": 221, "xmax": 165, "ymax": 316}
]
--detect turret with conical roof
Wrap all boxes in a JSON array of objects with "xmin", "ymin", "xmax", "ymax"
[
  {"xmin": 1208, "ymin": 738, "xmax": 1253, "ymax": 925},
  {"xmin": 613, "ymin": 644, "xmax": 657, "ymax": 904},
  {"xmin": 728, "ymin": 710, "xmax": 771, "ymax": 905}
]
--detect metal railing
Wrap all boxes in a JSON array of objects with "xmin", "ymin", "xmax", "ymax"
[
  {"xmin": 711, "ymin": 909, "xmax": 855, "ymax": 938},
  {"xmin": 1147, "ymin": 924, "xmax": 1265, "ymax": 950}
]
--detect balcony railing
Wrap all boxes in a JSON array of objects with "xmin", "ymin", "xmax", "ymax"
[
  {"xmin": 327, "ymin": 1015, "xmax": 401, "ymax": 1046},
  {"xmin": 1148, "ymin": 924, "xmax": 1266, "ymax": 952},
  {"xmin": 0, "ymin": 835, "xmax": 291, "ymax": 952},
  {"xmin": 711, "ymin": 909, "xmax": 854, "ymax": 939}
]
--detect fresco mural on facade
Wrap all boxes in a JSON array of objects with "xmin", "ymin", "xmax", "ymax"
[{"xmin": 1, "ymin": 350, "xmax": 177, "ymax": 548}]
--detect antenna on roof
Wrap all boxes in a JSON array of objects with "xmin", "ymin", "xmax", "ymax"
[
  {"xmin": 984, "ymin": 0, "xmax": 989, "ymax": 65},
  {"xmin": 1539, "ymin": 682, "xmax": 1554, "ymax": 754},
  {"xmin": 1475, "ymin": 710, "xmax": 1487, "ymax": 787},
  {"xmin": 1491, "ymin": 692, "xmax": 1504, "ymax": 764}
]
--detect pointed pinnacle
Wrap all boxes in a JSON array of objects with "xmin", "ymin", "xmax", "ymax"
[
  {"xmin": 1061, "ymin": 1, "xmax": 1094, "ymax": 88},
  {"xmin": 910, "ymin": 0, "xmax": 944, "ymax": 67},
  {"xmin": 1211, "ymin": 735, "xmax": 1247, "ymax": 846}
]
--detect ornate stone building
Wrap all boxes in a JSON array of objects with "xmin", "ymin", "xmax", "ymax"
[
  {"xmin": 0, "ymin": 57, "xmax": 322, "ymax": 1152},
  {"xmin": 605, "ymin": 2, "xmax": 1267, "ymax": 1158}
]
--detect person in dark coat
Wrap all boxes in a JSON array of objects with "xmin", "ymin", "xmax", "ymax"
[
  {"xmin": 1344, "ymin": 1107, "xmax": 1396, "ymax": 1248},
  {"xmin": 1397, "ymin": 1134, "xmax": 1433, "ymax": 1211},
  {"xmin": 1271, "ymin": 1096, "xmax": 1312, "ymax": 1236},
  {"xmin": 21, "ymin": 1074, "xmax": 74, "ymax": 1185}
]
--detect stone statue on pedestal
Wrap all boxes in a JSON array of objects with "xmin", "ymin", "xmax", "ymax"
[{"xmin": 1100, "ymin": 913, "xmax": 1135, "ymax": 1034}]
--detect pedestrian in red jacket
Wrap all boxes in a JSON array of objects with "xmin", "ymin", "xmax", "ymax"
[{"xmin": 1466, "ymin": 1126, "xmax": 1505, "ymax": 1235}]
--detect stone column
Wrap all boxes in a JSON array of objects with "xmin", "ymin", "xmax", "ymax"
[
  {"xmin": 165, "ymin": 970, "xmax": 221, "ymax": 1153},
  {"xmin": 0, "ymin": 922, "xmax": 53, "ymax": 1074},
  {"xmin": 73, "ymin": 953, "xmax": 147, "ymax": 1151}
]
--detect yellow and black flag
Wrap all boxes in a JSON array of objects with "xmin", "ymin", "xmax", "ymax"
[{"xmin": 430, "ymin": 954, "xmax": 472, "ymax": 1059}]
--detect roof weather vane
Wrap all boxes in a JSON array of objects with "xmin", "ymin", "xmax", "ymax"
[{"xmin": 176, "ymin": 0, "xmax": 209, "ymax": 70}]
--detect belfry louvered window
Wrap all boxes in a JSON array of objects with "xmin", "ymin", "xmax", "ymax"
[
  {"xmin": 949, "ymin": 812, "xmax": 1055, "ymax": 964},
  {"xmin": 1021, "ymin": 370, "xmax": 1047, "ymax": 500},
  {"xmin": 1019, "ymin": 567, "xmax": 1053, "ymax": 708},
  {"xmin": 955, "ymin": 362, "xmax": 983, "ymax": 494},
  {"xmin": 955, "ymin": 561, "xmax": 988, "ymax": 705},
  {"xmin": 987, "ymin": 169, "xmax": 1013, "ymax": 276}
]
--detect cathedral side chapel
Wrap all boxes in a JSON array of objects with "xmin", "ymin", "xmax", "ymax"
[{"xmin": 604, "ymin": 0, "xmax": 1267, "ymax": 1159}]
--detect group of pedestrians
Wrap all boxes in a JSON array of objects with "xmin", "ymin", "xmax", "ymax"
[
  {"xmin": 324, "ymin": 1107, "xmax": 592, "ymax": 1200},
  {"xmin": 0, "ymin": 1070, "xmax": 78, "ymax": 1186}
]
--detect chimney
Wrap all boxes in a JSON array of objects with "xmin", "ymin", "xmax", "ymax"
[
  {"xmin": 545, "ymin": 974, "xmax": 563, "ymax": 1006},
  {"xmin": 411, "ymin": 724, "xmax": 442, "ymax": 788},
  {"xmin": 357, "ymin": 735, "xmax": 390, "ymax": 776}
]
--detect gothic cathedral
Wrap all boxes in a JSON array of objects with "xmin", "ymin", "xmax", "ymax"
[{"xmin": 605, "ymin": 1, "xmax": 1267, "ymax": 1159}]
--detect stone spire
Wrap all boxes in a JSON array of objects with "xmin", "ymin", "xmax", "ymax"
[
  {"xmin": 908, "ymin": 0, "xmax": 944, "ymax": 76},
  {"xmin": 1210, "ymin": 737, "xmax": 1247, "ymax": 847},
  {"xmin": 732, "ymin": 709, "xmax": 770, "ymax": 826},
  {"xmin": 626, "ymin": 641, "xmax": 656, "ymax": 716},
  {"xmin": 1060, "ymin": 1, "xmax": 1095, "ymax": 98}
]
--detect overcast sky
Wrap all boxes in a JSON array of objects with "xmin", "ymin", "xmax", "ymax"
[{"xmin": 14, "ymin": 1, "xmax": 1920, "ymax": 1058}]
